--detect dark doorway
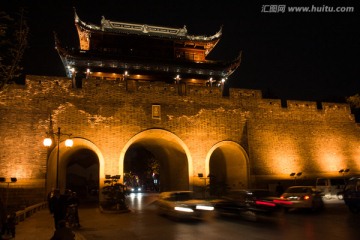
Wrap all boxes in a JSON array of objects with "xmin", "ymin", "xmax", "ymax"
[{"xmin": 66, "ymin": 149, "xmax": 99, "ymax": 203}]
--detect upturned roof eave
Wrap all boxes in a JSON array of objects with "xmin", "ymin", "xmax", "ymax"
[{"xmin": 74, "ymin": 8, "xmax": 222, "ymax": 43}]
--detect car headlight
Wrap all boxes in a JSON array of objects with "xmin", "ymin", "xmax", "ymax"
[
  {"xmin": 196, "ymin": 205, "xmax": 214, "ymax": 211},
  {"xmin": 138, "ymin": 188, "xmax": 142, "ymax": 191},
  {"xmin": 174, "ymin": 207, "xmax": 194, "ymax": 212}
]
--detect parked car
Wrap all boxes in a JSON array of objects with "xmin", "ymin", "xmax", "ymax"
[
  {"xmin": 213, "ymin": 189, "xmax": 281, "ymax": 221},
  {"xmin": 156, "ymin": 191, "xmax": 214, "ymax": 220},
  {"xmin": 343, "ymin": 176, "xmax": 360, "ymax": 213},
  {"xmin": 274, "ymin": 186, "xmax": 324, "ymax": 212}
]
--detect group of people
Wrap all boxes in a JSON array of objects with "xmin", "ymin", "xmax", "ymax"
[{"xmin": 47, "ymin": 188, "xmax": 80, "ymax": 240}]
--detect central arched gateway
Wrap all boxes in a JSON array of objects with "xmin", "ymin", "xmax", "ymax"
[{"xmin": 119, "ymin": 129, "xmax": 193, "ymax": 191}]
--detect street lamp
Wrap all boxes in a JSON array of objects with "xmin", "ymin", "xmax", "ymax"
[
  {"xmin": 43, "ymin": 127, "xmax": 73, "ymax": 189},
  {"xmin": 0, "ymin": 177, "xmax": 17, "ymax": 209},
  {"xmin": 339, "ymin": 168, "xmax": 350, "ymax": 183}
]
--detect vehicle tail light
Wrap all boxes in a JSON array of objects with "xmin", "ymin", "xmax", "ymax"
[
  {"xmin": 302, "ymin": 195, "xmax": 310, "ymax": 200},
  {"xmin": 273, "ymin": 199, "xmax": 293, "ymax": 205},
  {"xmin": 255, "ymin": 200, "xmax": 276, "ymax": 207}
]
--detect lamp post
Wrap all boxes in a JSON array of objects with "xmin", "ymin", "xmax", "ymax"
[
  {"xmin": 0, "ymin": 177, "xmax": 17, "ymax": 210},
  {"xmin": 43, "ymin": 127, "xmax": 73, "ymax": 189}
]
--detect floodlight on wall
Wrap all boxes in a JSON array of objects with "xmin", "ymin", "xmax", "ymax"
[
  {"xmin": 198, "ymin": 173, "xmax": 204, "ymax": 178},
  {"xmin": 105, "ymin": 175, "xmax": 111, "ymax": 179},
  {"xmin": 0, "ymin": 177, "xmax": 5, "ymax": 182},
  {"xmin": 290, "ymin": 173, "xmax": 296, "ymax": 177},
  {"xmin": 339, "ymin": 168, "xmax": 350, "ymax": 173},
  {"xmin": 296, "ymin": 172, "xmax": 302, "ymax": 177},
  {"xmin": 115, "ymin": 175, "xmax": 121, "ymax": 179},
  {"xmin": 10, "ymin": 178, "xmax": 17, "ymax": 183}
]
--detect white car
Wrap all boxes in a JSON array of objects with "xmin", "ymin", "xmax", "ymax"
[
  {"xmin": 156, "ymin": 191, "xmax": 214, "ymax": 220},
  {"xmin": 274, "ymin": 186, "xmax": 324, "ymax": 212}
]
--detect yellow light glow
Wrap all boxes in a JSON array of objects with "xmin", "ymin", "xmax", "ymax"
[
  {"xmin": 65, "ymin": 139, "xmax": 74, "ymax": 147},
  {"xmin": 314, "ymin": 135, "xmax": 345, "ymax": 172},
  {"xmin": 265, "ymin": 133, "xmax": 302, "ymax": 175},
  {"xmin": 43, "ymin": 138, "xmax": 52, "ymax": 147}
]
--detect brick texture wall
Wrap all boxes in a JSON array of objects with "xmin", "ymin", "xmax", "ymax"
[{"xmin": 0, "ymin": 75, "xmax": 359, "ymax": 207}]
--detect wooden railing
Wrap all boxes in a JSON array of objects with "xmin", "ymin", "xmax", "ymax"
[{"xmin": 15, "ymin": 201, "xmax": 48, "ymax": 223}]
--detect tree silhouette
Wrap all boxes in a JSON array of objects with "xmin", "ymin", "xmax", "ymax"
[{"xmin": 0, "ymin": 8, "xmax": 28, "ymax": 90}]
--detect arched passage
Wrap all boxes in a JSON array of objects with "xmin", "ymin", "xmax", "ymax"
[
  {"xmin": 119, "ymin": 129, "xmax": 193, "ymax": 191},
  {"xmin": 47, "ymin": 138, "xmax": 105, "ymax": 201},
  {"xmin": 206, "ymin": 141, "xmax": 249, "ymax": 195}
]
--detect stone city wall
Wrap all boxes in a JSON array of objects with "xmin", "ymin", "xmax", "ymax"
[{"xmin": 0, "ymin": 75, "xmax": 359, "ymax": 205}]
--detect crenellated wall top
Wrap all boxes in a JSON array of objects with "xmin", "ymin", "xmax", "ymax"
[{"xmin": 0, "ymin": 75, "xmax": 353, "ymax": 120}]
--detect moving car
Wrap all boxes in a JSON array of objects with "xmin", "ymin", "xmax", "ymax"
[
  {"xmin": 128, "ymin": 185, "xmax": 143, "ymax": 193},
  {"xmin": 274, "ymin": 186, "xmax": 324, "ymax": 212},
  {"xmin": 315, "ymin": 177, "xmax": 346, "ymax": 199},
  {"xmin": 342, "ymin": 176, "xmax": 360, "ymax": 213},
  {"xmin": 213, "ymin": 189, "xmax": 281, "ymax": 221},
  {"xmin": 156, "ymin": 191, "xmax": 214, "ymax": 220}
]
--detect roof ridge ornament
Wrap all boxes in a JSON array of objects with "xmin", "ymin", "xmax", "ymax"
[
  {"xmin": 101, "ymin": 16, "xmax": 111, "ymax": 30},
  {"xmin": 187, "ymin": 25, "xmax": 222, "ymax": 41}
]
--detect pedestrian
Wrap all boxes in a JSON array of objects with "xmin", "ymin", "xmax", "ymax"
[
  {"xmin": 3, "ymin": 212, "xmax": 16, "ymax": 238},
  {"xmin": 49, "ymin": 189, "xmax": 67, "ymax": 230},
  {"xmin": 50, "ymin": 220, "xmax": 75, "ymax": 240},
  {"xmin": 47, "ymin": 188, "xmax": 55, "ymax": 213},
  {"xmin": 67, "ymin": 192, "xmax": 80, "ymax": 227},
  {"xmin": 0, "ymin": 199, "xmax": 7, "ymax": 240},
  {"xmin": 276, "ymin": 182, "xmax": 284, "ymax": 197}
]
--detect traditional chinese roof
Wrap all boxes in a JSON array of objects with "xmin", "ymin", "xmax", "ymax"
[
  {"xmin": 74, "ymin": 9, "xmax": 222, "ymax": 56},
  {"xmin": 54, "ymin": 9, "xmax": 241, "ymax": 86}
]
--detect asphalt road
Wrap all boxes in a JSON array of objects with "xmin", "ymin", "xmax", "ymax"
[{"xmin": 13, "ymin": 193, "xmax": 358, "ymax": 240}]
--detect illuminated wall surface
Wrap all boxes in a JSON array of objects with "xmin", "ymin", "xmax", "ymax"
[{"xmin": 0, "ymin": 75, "xmax": 359, "ymax": 204}]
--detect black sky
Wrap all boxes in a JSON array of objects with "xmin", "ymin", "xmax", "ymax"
[{"xmin": 2, "ymin": 0, "xmax": 359, "ymax": 102}]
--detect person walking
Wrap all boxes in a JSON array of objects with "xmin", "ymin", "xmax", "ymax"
[
  {"xmin": 66, "ymin": 192, "xmax": 80, "ymax": 227},
  {"xmin": 49, "ymin": 189, "xmax": 67, "ymax": 230}
]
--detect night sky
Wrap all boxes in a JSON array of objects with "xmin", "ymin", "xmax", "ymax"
[{"xmin": 2, "ymin": 0, "xmax": 359, "ymax": 102}]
